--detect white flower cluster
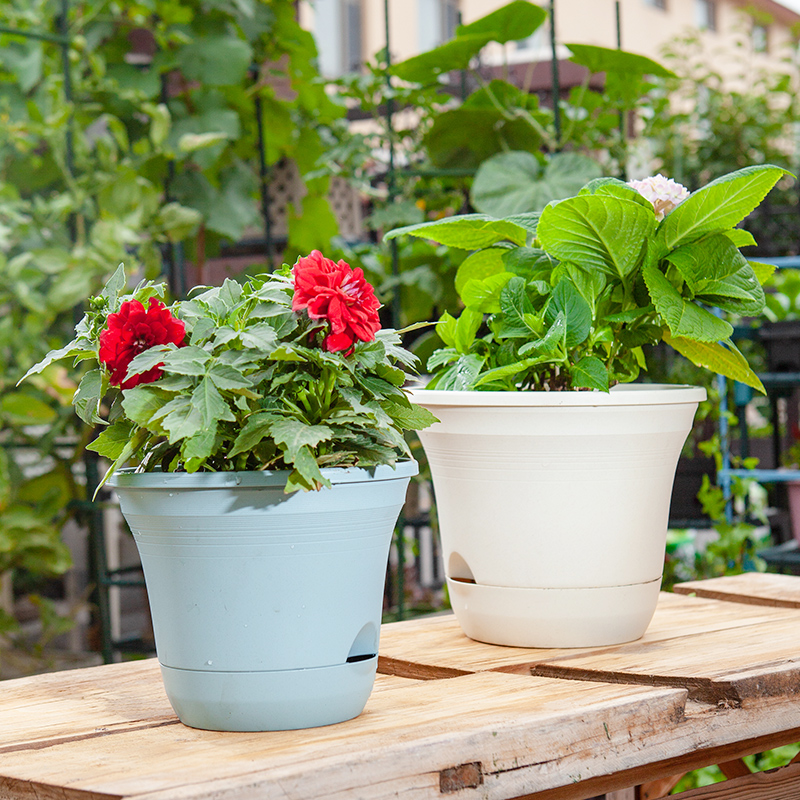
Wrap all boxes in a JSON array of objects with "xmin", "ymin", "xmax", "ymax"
[{"xmin": 627, "ymin": 174, "xmax": 690, "ymax": 220}]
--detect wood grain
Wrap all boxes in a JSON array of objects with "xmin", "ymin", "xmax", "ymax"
[
  {"xmin": 673, "ymin": 573, "xmax": 800, "ymax": 608},
  {"xmin": 1, "ymin": 574, "xmax": 800, "ymax": 800}
]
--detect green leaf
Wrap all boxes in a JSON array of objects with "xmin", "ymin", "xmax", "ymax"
[
  {"xmin": 567, "ymin": 43, "xmax": 676, "ymax": 78},
  {"xmin": 182, "ymin": 428, "xmax": 218, "ymax": 465},
  {"xmin": 271, "ymin": 419, "xmax": 334, "ymax": 462},
  {"xmin": 657, "ymin": 165, "xmax": 788, "ymax": 252},
  {"xmin": 159, "ymin": 397, "xmax": 203, "ymax": 443},
  {"xmin": 285, "ymin": 446, "xmax": 330, "ymax": 493},
  {"xmin": 456, "ymin": 0, "xmax": 547, "ymax": 43},
  {"xmin": 0, "ymin": 393, "xmax": 57, "ymax": 426},
  {"xmin": 455, "ymin": 247, "xmax": 508, "ymax": 296},
  {"xmin": 192, "ymin": 376, "xmax": 235, "ymax": 428},
  {"xmin": 434, "ymin": 312, "xmax": 458, "ymax": 348},
  {"xmin": 229, "ymin": 412, "xmax": 274, "ymax": 458},
  {"xmin": 453, "ymin": 308, "xmax": 484, "ymax": 353},
  {"xmin": 121, "ymin": 386, "xmax": 167, "ymax": 427},
  {"xmin": 569, "ymin": 356, "xmax": 609, "ymax": 391},
  {"xmin": 547, "ymin": 280, "xmax": 592, "ymax": 348},
  {"xmin": 162, "ymin": 346, "xmax": 211, "ymax": 375},
  {"xmin": 461, "ymin": 272, "xmax": 514, "ymax": 313},
  {"xmin": 73, "ymin": 369, "xmax": 106, "ymax": 425},
  {"xmin": 391, "ymin": 33, "xmax": 493, "ymax": 83},
  {"xmin": 429, "ymin": 354, "xmax": 485, "ymax": 391},
  {"xmin": 178, "ymin": 132, "xmax": 231, "ymax": 152},
  {"xmin": 538, "ymin": 194, "xmax": 655, "ymax": 279},
  {"xmin": 471, "ymin": 151, "xmax": 602, "ymax": 217},
  {"xmin": 178, "ymin": 35, "xmax": 253, "ymax": 86},
  {"xmin": 664, "ymin": 332, "xmax": 765, "ymax": 393},
  {"xmin": 208, "ymin": 363, "xmax": 253, "ymax": 391},
  {"xmin": 382, "ymin": 400, "xmax": 439, "ymax": 430},
  {"xmin": 473, "ymin": 355, "xmax": 548, "ymax": 387},
  {"xmin": 750, "ymin": 260, "xmax": 776, "ymax": 286},
  {"xmin": 86, "ymin": 419, "xmax": 136, "ymax": 460},
  {"xmin": 643, "ymin": 264, "xmax": 733, "ymax": 342},
  {"xmin": 385, "ymin": 214, "xmax": 529, "ymax": 249}
]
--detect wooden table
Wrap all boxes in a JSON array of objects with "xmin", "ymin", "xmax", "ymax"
[{"xmin": 3, "ymin": 573, "xmax": 800, "ymax": 800}]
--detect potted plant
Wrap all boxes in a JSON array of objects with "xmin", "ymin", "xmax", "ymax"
[
  {"xmin": 22, "ymin": 252, "xmax": 436, "ymax": 731},
  {"xmin": 386, "ymin": 165, "xmax": 788, "ymax": 648}
]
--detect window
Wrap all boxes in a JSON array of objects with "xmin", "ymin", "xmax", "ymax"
[
  {"xmin": 752, "ymin": 23, "xmax": 769, "ymax": 53},
  {"xmin": 314, "ymin": 0, "xmax": 363, "ymax": 78},
  {"xmin": 643, "ymin": 0, "xmax": 667, "ymax": 10},
  {"xmin": 419, "ymin": 0, "xmax": 460, "ymax": 52},
  {"xmin": 695, "ymin": 0, "xmax": 717, "ymax": 31}
]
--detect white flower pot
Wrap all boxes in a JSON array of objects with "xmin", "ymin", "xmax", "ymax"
[
  {"xmin": 411, "ymin": 385, "xmax": 705, "ymax": 647},
  {"xmin": 110, "ymin": 462, "xmax": 416, "ymax": 731}
]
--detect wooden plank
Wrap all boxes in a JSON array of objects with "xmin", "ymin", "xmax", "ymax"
[
  {"xmin": 0, "ymin": 672, "xmax": 687, "ymax": 800},
  {"xmin": 529, "ymin": 617, "xmax": 800, "ymax": 705},
  {"xmin": 673, "ymin": 573, "xmax": 800, "ymax": 609},
  {"xmin": 379, "ymin": 592, "xmax": 800, "ymax": 682}
]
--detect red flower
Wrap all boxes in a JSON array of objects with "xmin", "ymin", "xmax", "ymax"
[
  {"xmin": 99, "ymin": 298, "xmax": 186, "ymax": 389},
  {"xmin": 292, "ymin": 250, "xmax": 382, "ymax": 353}
]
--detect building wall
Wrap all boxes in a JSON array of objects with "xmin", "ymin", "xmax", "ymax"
[{"xmin": 299, "ymin": 0, "xmax": 800, "ymax": 79}]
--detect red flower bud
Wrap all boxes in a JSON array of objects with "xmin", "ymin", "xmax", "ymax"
[
  {"xmin": 292, "ymin": 250, "xmax": 381, "ymax": 354},
  {"xmin": 99, "ymin": 297, "xmax": 186, "ymax": 389}
]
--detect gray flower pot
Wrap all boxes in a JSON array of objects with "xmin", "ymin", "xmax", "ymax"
[{"xmin": 109, "ymin": 462, "xmax": 417, "ymax": 731}]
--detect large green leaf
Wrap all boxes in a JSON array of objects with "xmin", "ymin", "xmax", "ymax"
[
  {"xmin": 537, "ymin": 195, "xmax": 654, "ymax": 279},
  {"xmin": 471, "ymin": 151, "xmax": 602, "ymax": 217},
  {"xmin": 664, "ymin": 333, "xmax": 764, "ymax": 393},
  {"xmin": 456, "ymin": 1, "xmax": 547, "ymax": 44},
  {"xmin": 455, "ymin": 247, "xmax": 508, "ymax": 296},
  {"xmin": 657, "ymin": 165, "xmax": 788, "ymax": 253},
  {"xmin": 391, "ymin": 34, "xmax": 493, "ymax": 83},
  {"xmin": 422, "ymin": 98, "xmax": 544, "ymax": 170},
  {"xmin": 385, "ymin": 214, "xmax": 529, "ymax": 249},
  {"xmin": 643, "ymin": 263, "xmax": 733, "ymax": 342},
  {"xmin": 177, "ymin": 36, "xmax": 253, "ymax": 86},
  {"xmin": 569, "ymin": 356, "xmax": 609, "ymax": 391},
  {"xmin": 567, "ymin": 43, "xmax": 676, "ymax": 79}
]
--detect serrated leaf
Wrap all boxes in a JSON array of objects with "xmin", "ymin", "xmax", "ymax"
[
  {"xmin": 569, "ymin": 356, "xmax": 609, "ymax": 391},
  {"xmin": 121, "ymin": 385, "xmax": 168, "ymax": 427},
  {"xmin": 428, "ymin": 354, "xmax": 485, "ymax": 391},
  {"xmin": 73, "ymin": 369, "xmax": 105, "ymax": 425},
  {"xmin": 643, "ymin": 263, "xmax": 733, "ymax": 342},
  {"xmin": 658, "ymin": 165, "xmax": 788, "ymax": 252},
  {"xmin": 162, "ymin": 345, "xmax": 211, "ymax": 375},
  {"xmin": 385, "ymin": 214, "xmax": 529, "ymax": 249},
  {"xmin": 538, "ymin": 194, "xmax": 654, "ymax": 279},
  {"xmin": 461, "ymin": 272, "xmax": 514, "ymax": 314},
  {"xmin": 749, "ymin": 260, "xmax": 777, "ymax": 286},
  {"xmin": 85, "ymin": 419, "xmax": 136, "ymax": 460},
  {"xmin": 382, "ymin": 400, "xmax": 439, "ymax": 430},
  {"xmin": 285, "ymin": 446, "xmax": 331, "ymax": 493},
  {"xmin": 229, "ymin": 412, "xmax": 275, "ymax": 458},
  {"xmin": 192, "ymin": 376, "xmax": 235, "ymax": 427},
  {"xmin": 664, "ymin": 332, "xmax": 765, "ymax": 393},
  {"xmin": 159, "ymin": 397, "xmax": 203, "ymax": 443},
  {"xmin": 546, "ymin": 280, "xmax": 591, "ymax": 348},
  {"xmin": 208, "ymin": 363, "xmax": 253, "ymax": 390},
  {"xmin": 270, "ymin": 419, "xmax": 334, "ymax": 462}
]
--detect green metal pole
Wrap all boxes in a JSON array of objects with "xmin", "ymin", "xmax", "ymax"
[
  {"xmin": 383, "ymin": 0, "xmax": 405, "ymax": 621},
  {"xmin": 549, "ymin": 0, "xmax": 561, "ymax": 149},
  {"xmin": 615, "ymin": 0, "xmax": 627, "ymax": 181}
]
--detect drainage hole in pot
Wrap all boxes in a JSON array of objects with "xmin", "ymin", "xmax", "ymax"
[
  {"xmin": 346, "ymin": 652, "xmax": 376, "ymax": 664},
  {"xmin": 347, "ymin": 622, "xmax": 378, "ymax": 663},
  {"xmin": 448, "ymin": 552, "xmax": 476, "ymax": 583}
]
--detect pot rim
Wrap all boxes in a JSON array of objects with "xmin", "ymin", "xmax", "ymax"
[
  {"xmin": 409, "ymin": 383, "xmax": 706, "ymax": 408},
  {"xmin": 108, "ymin": 460, "xmax": 418, "ymax": 489}
]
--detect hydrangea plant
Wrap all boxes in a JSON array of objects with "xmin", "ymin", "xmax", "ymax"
[
  {"xmin": 22, "ymin": 253, "xmax": 436, "ymax": 492},
  {"xmin": 386, "ymin": 165, "xmax": 789, "ymax": 393}
]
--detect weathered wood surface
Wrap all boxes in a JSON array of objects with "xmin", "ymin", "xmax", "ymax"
[
  {"xmin": 673, "ymin": 572, "xmax": 800, "ymax": 608},
  {"xmin": 0, "ymin": 574, "xmax": 799, "ymax": 800}
]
